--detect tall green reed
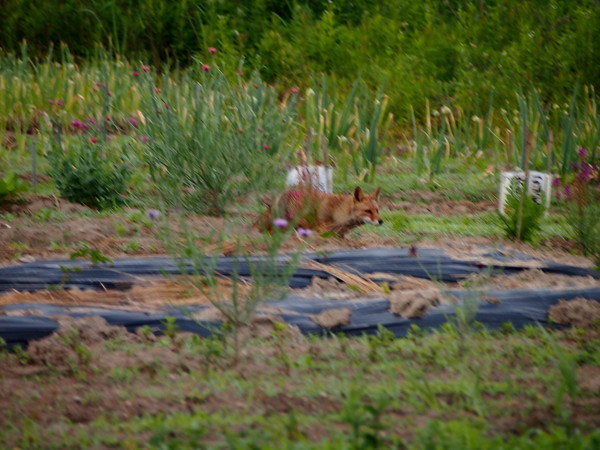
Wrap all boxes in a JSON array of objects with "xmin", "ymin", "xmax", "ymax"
[{"xmin": 303, "ymin": 75, "xmax": 391, "ymax": 182}]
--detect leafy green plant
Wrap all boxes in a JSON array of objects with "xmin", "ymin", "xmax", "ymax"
[
  {"xmin": 498, "ymin": 179, "xmax": 545, "ymax": 243},
  {"xmin": 0, "ymin": 171, "xmax": 27, "ymax": 201},
  {"xmin": 47, "ymin": 137, "xmax": 130, "ymax": 210},
  {"xmin": 69, "ymin": 244, "xmax": 112, "ymax": 266},
  {"xmin": 59, "ymin": 327, "xmax": 92, "ymax": 378},
  {"xmin": 340, "ymin": 387, "xmax": 392, "ymax": 450}
]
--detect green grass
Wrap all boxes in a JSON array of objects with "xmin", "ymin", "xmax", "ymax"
[
  {"xmin": 361, "ymin": 210, "xmax": 570, "ymax": 243},
  {"xmin": 2, "ymin": 324, "xmax": 599, "ymax": 448}
]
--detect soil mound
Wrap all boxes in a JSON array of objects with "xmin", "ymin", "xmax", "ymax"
[{"xmin": 548, "ymin": 298, "xmax": 600, "ymax": 328}]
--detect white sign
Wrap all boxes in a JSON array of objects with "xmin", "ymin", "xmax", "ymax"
[
  {"xmin": 498, "ymin": 171, "xmax": 552, "ymax": 214},
  {"xmin": 286, "ymin": 165, "xmax": 333, "ymax": 193}
]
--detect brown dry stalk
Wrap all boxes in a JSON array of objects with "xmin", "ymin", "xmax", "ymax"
[{"xmin": 300, "ymin": 260, "xmax": 381, "ymax": 295}]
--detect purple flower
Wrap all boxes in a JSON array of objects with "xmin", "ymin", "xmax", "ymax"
[
  {"xmin": 86, "ymin": 117, "xmax": 97, "ymax": 125},
  {"xmin": 551, "ymin": 176, "xmax": 561, "ymax": 187},
  {"xmin": 128, "ymin": 117, "xmax": 139, "ymax": 127},
  {"xmin": 208, "ymin": 47, "xmax": 217, "ymax": 54},
  {"xmin": 56, "ymin": 100, "xmax": 64, "ymax": 106},
  {"xmin": 296, "ymin": 228, "xmax": 312, "ymax": 237},
  {"xmin": 562, "ymin": 184, "xmax": 573, "ymax": 198},
  {"xmin": 146, "ymin": 209, "xmax": 160, "ymax": 221},
  {"xmin": 95, "ymin": 81, "xmax": 108, "ymax": 89},
  {"xmin": 140, "ymin": 136, "xmax": 149, "ymax": 143},
  {"xmin": 273, "ymin": 218, "xmax": 288, "ymax": 228},
  {"xmin": 577, "ymin": 163, "xmax": 594, "ymax": 182},
  {"xmin": 577, "ymin": 147, "xmax": 588, "ymax": 158},
  {"xmin": 408, "ymin": 246, "xmax": 418, "ymax": 257}
]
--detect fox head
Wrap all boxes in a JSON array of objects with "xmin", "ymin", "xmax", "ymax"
[{"xmin": 353, "ymin": 186, "xmax": 383, "ymax": 226}]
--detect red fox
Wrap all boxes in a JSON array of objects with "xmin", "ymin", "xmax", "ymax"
[{"xmin": 259, "ymin": 186, "xmax": 383, "ymax": 237}]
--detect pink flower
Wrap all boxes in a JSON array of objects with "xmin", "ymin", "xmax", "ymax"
[
  {"xmin": 164, "ymin": 103, "xmax": 170, "ymax": 109},
  {"xmin": 86, "ymin": 117, "xmax": 97, "ymax": 125},
  {"xmin": 133, "ymin": 71, "xmax": 139, "ymax": 77},
  {"xmin": 95, "ymin": 81, "xmax": 107, "ymax": 89},
  {"xmin": 290, "ymin": 88, "xmax": 299, "ymax": 94},
  {"xmin": 128, "ymin": 117, "xmax": 139, "ymax": 127},
  {"xmin": 140, "ymin": 136, "xmax": 149, "ymax": 143},
  {"xmin": 48, "ymin": 99, "xmax": 55, "ymax": 104},
  {"xmin": 153, "ymin": 87, "xmax": 161, "ymax": 94},
  {"xmin": 201, "ymin": 64, "xmax": 210, "ymax": 72},
  {"xmin": 70, "ymin": 120, "xmax": 88, "ymax": 131},
  {"xmin": 263, "ymin": 144, "xmax": 270, "ymax": 150},
  {"xmin": 273, "ymin": 218, "xmax": 288, "ymax": 228},
  {"xmin": 577, "ymin": 147, "xmax": 589, "ymax": 158},
  {"xmin": 142, "ymin": 65, "xmax": 150, "ymax": 72},
  {"xmin": 56, "ymin": 100, "xmax": 64, "ymax": 106},
  {"xmin": 90, "ymin": 137, "xmax": 98, "ymax": 143},
  {"xmin": 208, "ymin": 47, "xmax": 217, "ymax": 54}
]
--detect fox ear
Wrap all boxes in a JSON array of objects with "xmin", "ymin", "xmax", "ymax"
[
  {"xmin": 372, "ymin": 187, "xmax": 381, "ymax": 200},
  {"xmin": 354, "ymin": 186, "xmax": 364, "ymax": 202}
]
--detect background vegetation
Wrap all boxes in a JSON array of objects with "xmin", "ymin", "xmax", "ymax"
[{"xmin": 1, "ymin": 0, "xmax": 599, "ymax": 120}]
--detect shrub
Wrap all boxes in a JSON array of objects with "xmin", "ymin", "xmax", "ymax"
[
  {"xmin": 47, "ymin": 137, "xmax": 130, "ymax": 210},
  {"xmin": 140, "ymin": 68, "xmax": 298, "ymax": 216},
  {"xmin": 0, "ymin": 171, "xmax": 28, "ymax": 201}
]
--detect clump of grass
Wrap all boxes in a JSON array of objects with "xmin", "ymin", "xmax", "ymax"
[{"xmin": 498, "ymin": 179, "xmax": 545, "ymax": 243}]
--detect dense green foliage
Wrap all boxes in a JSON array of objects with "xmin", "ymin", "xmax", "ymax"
[
  {"xmin": 1, "ymin": 0, "xmax": 599, "ymax": 118},
  {"xmin": 47, "ymin": 136, "xmax": 131, "ymax": 210}
]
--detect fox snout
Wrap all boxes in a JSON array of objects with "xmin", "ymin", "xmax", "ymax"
[{"xmin": 363, "ymin": 216, "xmax": 383, "ymax": 225}]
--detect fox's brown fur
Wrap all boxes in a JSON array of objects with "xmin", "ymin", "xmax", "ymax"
[{"xmin": 259, "ymin": 186, "xmax": 383, "ymax": 237}]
